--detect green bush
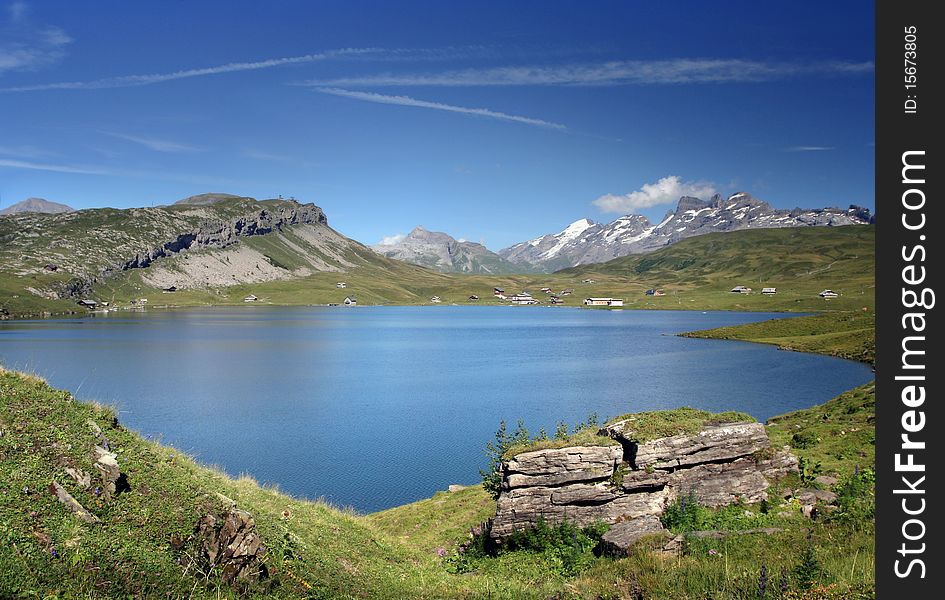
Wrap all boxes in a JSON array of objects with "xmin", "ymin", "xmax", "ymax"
[
  {"xmin": 830, "ymin": 467, "xmax": 875, "ymax": 526},
  {"xmin": 501, "ymin": 518, "xmax": 609, "ymax": 577},
  {"xmin": 480, "ymin": 420, "xmax": 529, "ymax": 499},
  {"xmin": 791, "ymin": 431, "xmax": 818, "ymax": 449}
]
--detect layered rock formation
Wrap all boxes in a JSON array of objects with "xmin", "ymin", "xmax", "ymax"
[{"xmin": 490, "ymin": 420, "xmax": 797, "ymax": 541}]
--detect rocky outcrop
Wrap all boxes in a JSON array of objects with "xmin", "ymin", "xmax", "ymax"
[
  {"xmin": 194, "ymin": 508, "xmax": 268, "ymax": 588},
  {"xmin": 117, "ymin": 202, "xmax": 326, "ymax": 273},
  {"xmin": 491, "ymin": 419, "xmax": 797, "ymax": 541}
]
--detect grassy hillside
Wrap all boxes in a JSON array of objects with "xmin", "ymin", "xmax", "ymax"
[
  {"xmin": 682, "ymin": 312, "xmax": 875, "ymax": 365},
  {"xmin": 1, "ymin": 367, "xmax": 875, "ymax": 599},
  {"xmin": 2, "ymin": 213, "xmax": 873, "ymax": 318},
  {"xmin": 558, "ymin": 225, "xmax": 874, "ymax": 312}
]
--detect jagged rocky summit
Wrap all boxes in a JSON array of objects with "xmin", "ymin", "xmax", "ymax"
[
  {"xmin": 490, "ymin": 414, "xmax": 799, "ymax": 552},
  {"xmin": 371, "ymin": 226, "xmax": 523, "ymax": 274},
  {"xmin": 499, "ymin": 192, "xmax": 873, "ymax": 271}
]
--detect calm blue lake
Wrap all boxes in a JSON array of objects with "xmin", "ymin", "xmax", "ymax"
[{"xmin": 0, "ymin": 306, "xmax": 873, "ymax": 512}]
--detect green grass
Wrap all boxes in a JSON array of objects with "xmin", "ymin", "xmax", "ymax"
[
  {"xmin": 766, "ymin": 383, "xmax": 875, "ymax": 475},
  {"xmin": 681, "ymin": 311, "xmax": 875, "ymax": 365},
  {"xmin": 604, "ymin": 408, "xmax": 756, "ymax": 442},
  {"xmin": 0, "ymin": 367, "xmax": 875, "ymax": 598}
]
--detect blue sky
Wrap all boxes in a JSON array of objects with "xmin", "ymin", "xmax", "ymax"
[{"xmin": 0, "ymin": 1, "xmax": 874, "ymax": 250}]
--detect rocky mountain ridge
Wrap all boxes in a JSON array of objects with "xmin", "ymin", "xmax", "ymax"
[
  {"xmin": 498, "ymin": 192, "xmax": 873, "ymax": 272},
  {"xmin": 0, "ymin": 197, "xmax": 75, "ymax": 215},
  {"xmin": 0, "ymin": 196, "xmax": 356, "ymax": 300},
  {"xmin": 372, "ymin": 226, "xmax": 524, "ymax": 274}
]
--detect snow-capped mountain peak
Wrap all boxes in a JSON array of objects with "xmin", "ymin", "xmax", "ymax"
[{"xmin": 498, "ymin": 192, "xmax": 872, "ymax": 272}]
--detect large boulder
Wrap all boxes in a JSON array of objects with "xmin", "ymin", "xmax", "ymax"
[{"xmin": 491, "ymin": 417, "xmax": 797, "ymax": 541}]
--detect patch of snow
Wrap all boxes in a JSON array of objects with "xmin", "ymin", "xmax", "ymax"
[
  {"xmin": 653, "ymin": 213, "xmax": 675, "ymax": 231},
  {"xmin": 539, "ymin": 219, "xmax": 595, "ymax": 259}
]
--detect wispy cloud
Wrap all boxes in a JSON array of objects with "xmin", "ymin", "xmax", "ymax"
[
  {"xmin": 0, "ymin": 143, "xmax": 57, "ymax": 159},
  {"xmin": 0, "ymin": 47, "xmax": 398, "ymax": 93},
  {"xmin": 376, "ymin": 233, "xmax": 406, "ymax": 246},
  {"xmin": 8, "ymin": 2, "xmax": 28, "ymax": 23},
  {"xmin": 316, "ymin": 87, "xmax": 566, "ymax": 130},
  {"xmin": 104, "ymin": 132, "xmax": 204, "ymax": 153},
  {"xmin": 785, "ymin": 145, "xmax": 835, "ymax": 152},
  {"xmin": 0, "ymin": 157, "xmax": 252, "ymax": 188},
  {"xmin": 1, "ymin": 2, "xmax": 72, "ymax": 74},
  {"xmin": 0, "ymin": 158, "xmax": 109, "ymax": 175},
  {"xmin": 593, "ymin": 175, "xmax": 716, "ymax": 213},
  {"xmin": 304, "ymin": 59, "xmax": 873, "ymax": 87}
]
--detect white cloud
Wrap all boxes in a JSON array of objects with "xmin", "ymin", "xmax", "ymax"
[
  {"xmin": 303, "ymin": 59, "xmax": 874, "ymax": 88},
  {"xmin": 0, "ymin": 4, "xmax": 72, "ymax": 74},
  {"xmin": 785, "ymin": 146, "xmax": 834, "ymax": 152},
  {"xmin": 593, "ymin": 176, "xmax": 717, "ymax": 214},
  {"xmin": 104, "ymin": 132, "xmax": 204, "ymax": 153},
  {"xmin": 315, "ymin": 87, "xmax": 566, "ymax": 130},
  {"xmin": 376, "ymin": 233, "xmax": 406, "ymax": 246}
]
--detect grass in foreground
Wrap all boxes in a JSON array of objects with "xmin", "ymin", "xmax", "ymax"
[{"xmin": 0, "ymin": 367, "xmax": 875, "ymax": 598}]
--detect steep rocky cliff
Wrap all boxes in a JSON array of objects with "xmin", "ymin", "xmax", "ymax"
[{"xmin": 490, "ymin": 415, "xmax": 797, "ymax": 544}]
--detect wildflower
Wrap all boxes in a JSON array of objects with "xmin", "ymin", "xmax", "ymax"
[
  {"xmin": 50, "ymin": 547, "xmax": 59, "ymax": 558},
  {"xmin": 708, "ymin": 549, "xmax": 719, "ymax": 556},
  {"xmin": 435, "ymin": 547, "xmax": 447, "ymax": 557}
]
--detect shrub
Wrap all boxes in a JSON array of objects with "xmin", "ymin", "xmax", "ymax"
[
  {"xmin": 791, "ymin": 431, "xmax": 817, "ymax": 449},
  {"xmin": 793, "ymin": 533, "xmax": 823, "ymax": 590},
  {"xmin": 480, "ymin": 419, "xmax": 529, "ymax": 499},
  {"xmin": 501, "ymin": 518, "xmax": 609, "ymax": 577},
  {"xmin": 830, "ymin": 467, "xmax": 875, "ymax": 526}
]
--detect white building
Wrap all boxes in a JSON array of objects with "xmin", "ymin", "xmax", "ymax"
[
  {"xmin": 819, "ymin": 290, "xmax": 839, "ymax": 298},
  {"xmin": 584, "ymin": 297, "xmax": 624, "ymax": 307},
  {"xmin": 762, "ymin": 287, "xmax": 777, "ymax": 295}
]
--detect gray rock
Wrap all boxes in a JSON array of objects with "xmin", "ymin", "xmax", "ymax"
[
  {"xmin": 49, "ymin": 481, "xmax": 99, "ymax": 524},
  {"xmin": 814, "ymin": 475, "xmax": 839, "ymax": 487},
  {"xmin": 93, "ymin": 445, "xmax": 122, "ymax": 497},
  {"xmin": 669, "ymin": 458, "xmax": 770, "ymax": 507},
  {"xmin": 794, "ymin": 488, "xmax": 838, "ymax": 506},
  {"xmin": 64, "ymin": 467, "xmax": 92, "ymax": 490},
  {"xmin": 756, "ymin": 449, "xmax": 800, "ymax": 479},
  {"xmin": 620, "ymin": 469, "xmax": 671, "ymax": 492},
  {"xmin": 491, "ymin": 484, "xmax": 672, "ymax": 539},
  {"xmin": 625, "ymin": 422, "xmax": 770, "ymax": 469},
  {"xmin": 505, "ymin": 445, "xmax": 621, "ymax": 489},
  {"xmin": 195, "ymin": 508, "xmax": 268, "ymax": 587},
  {"xmin": 600, "ymin": 515, "xmax": 666, "ymax": 556}
]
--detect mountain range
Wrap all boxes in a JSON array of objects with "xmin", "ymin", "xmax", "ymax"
[
  {"xmin": 371, "ymin": 227, "xmax": 525, "ymax": 274},
  {"xmin": 0, "ymin": 197, "xmax": 75, "ymax": 215},
  {"xmin": 375, "ymin": 192, "xmax": 872, "ymax": 273}
]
